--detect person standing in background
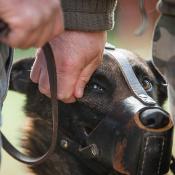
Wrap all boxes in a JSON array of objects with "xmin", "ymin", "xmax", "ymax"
[
  {"xmin": 152, "ymin": 0, "xmax": 175, "ymax": 122},
  {"xmin": 116, "ymin": 0, "xmax": 158, "ymax": 58}
]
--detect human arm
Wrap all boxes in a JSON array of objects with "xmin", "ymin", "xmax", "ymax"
[{"xmin": 31, "ymin": 0, "xmax": 117, "ymax": 103}]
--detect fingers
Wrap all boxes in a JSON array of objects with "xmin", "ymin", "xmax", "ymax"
[
  {"xmin": 30, "ymin": 49, "xmax": 52, "ymax": 98},
  {"xmin": 74, "ymin": 56, "xmax": 101, "ymax": 98},
  {"xmin": 31, "ymin": 55, "xmax": 99, "ymax": 103},
  {"xmin": 0, "ymin": 29, "xmax": 27, "ymax": 48},
  {"xmin": 30, "ymin": 49, "xmax": 43, "ymax": 83},
  {"xmin": 0, "ymin": 19, "xmax": 63, "ymax": 48},
  {"xmin": 57, "ymin": 55, "xmax": 102, "ymax": 103},
  {"xmin": 31, "ymin": 48, "xmax": 78, "ymax": 103},
  {"xmin": 0, "ymin": 0, "xmax": 64, "ymax": 48},
  {"xmin": 33, "ymin": 7, "xmax": 64, "ymax": 48},
  {"xmin": 30, "ymin": 31, "xmax": 106, "ymax": 104},
  {"xmin": 57, "ymin": 65, "xmax": 79, "ymax": 103}
]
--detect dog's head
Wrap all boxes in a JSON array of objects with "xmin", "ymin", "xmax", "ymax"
[
  {"xmin": 10, "ymin": 47, "xmax": 172, "ymax": 174},
  {"xmin": 10, "ymin": 47, "xmax": 168, "ymax": 139}
]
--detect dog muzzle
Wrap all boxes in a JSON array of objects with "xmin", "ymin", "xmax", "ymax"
[
  {"xmin": 85, "ymin": 97, "xmax": 173, "ymax": 175},
  {"xmin": 62, "ymin": 45, "xmax": 173, "ymax": 175}
]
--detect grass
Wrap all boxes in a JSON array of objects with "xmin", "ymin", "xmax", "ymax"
[
  {"xmin": 1, "ymin": 92, "xmax": 27, "ymax": 175},
  {"xmin": 13, "ymin": 48, "xmax": 36, "ymax": 60}
]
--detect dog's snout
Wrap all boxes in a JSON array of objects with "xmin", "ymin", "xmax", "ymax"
[{"xmin": 139, "ymin": 109, "xmax": 169, "ymax": 129}]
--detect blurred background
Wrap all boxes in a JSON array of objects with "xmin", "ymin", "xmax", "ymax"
[{"xmin": 1, "ymin": 1, "xmax": 174, "ymax": 175}]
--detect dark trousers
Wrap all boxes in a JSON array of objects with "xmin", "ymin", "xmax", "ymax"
[{"xmin": 0, "ymin": 43, "xmax": 13, "ymax": 165}]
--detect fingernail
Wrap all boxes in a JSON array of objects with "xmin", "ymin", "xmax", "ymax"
[
  {"xmin": 58, "ymin": 93, "xmax": 76, "ymax": 103},
  {"xmin": 64, "ymin": 97, "xmax": 76, "ymax": 104},
  {"xmin": 76, "ymin": 88, "xmax": 83, "ymax": 98},
  {"xmin": 58, "ymin": 93, "xmax": 64, "ymax": 100},
  {"xmin": 58, "ymin": 92, "xmax": 70, "ymax": 100}
]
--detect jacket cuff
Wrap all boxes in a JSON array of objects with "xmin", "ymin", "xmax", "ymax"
[{"xmin": 61, "ymin": 0, "xmax": 117, "ymax": 31}]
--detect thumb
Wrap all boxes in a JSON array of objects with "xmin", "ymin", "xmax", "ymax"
[
  {"xmin": 74, "ymin": 56, "xmax": 101, "ymax": 98},
  {"xmin": 30, "ymin": 49, "xmax": 44, "ymax": 83},
  {"xmin": 57, "ymin": 68, "xmax": 80, "ymax": 103},
  {"xmin": 30, "ymin": 49, "xmax": 51, "ymax": 97}
]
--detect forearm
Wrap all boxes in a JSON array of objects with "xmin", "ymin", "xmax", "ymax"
[{"xmin": 61, "ymin": 0, "xmax": 117, "ymax": 31}]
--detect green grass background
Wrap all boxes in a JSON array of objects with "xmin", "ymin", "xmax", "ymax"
[{"xmin": 0, "ymin": 36, "xmax": 174, "ymax": 175}]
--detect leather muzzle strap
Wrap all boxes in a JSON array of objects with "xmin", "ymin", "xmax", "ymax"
[
  {"xmin": 1, "ymin": 42, "xmax": 59, "ymax": 165},
  {"xmin": 107, "ymin": 49, "xmax": 156, "ymax": 106}
]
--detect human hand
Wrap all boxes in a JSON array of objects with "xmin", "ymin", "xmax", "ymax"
[
  {"xmin": 0, "ymin": 0, "xmax": 64, "ymax": 48},
  {"xmin": 31, "ymin": 31, "xmax": 107, "ymax": 103}
]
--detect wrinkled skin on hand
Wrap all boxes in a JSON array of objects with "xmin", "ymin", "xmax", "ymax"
[
  {"xmin": 31, "ymin": 31, "xmax": 107, "ymax": 103},
  {"xmin": 0, "ymin": 0, "xmax": 64, "ymax": 48}
]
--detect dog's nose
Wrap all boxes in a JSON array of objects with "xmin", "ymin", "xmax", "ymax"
[{"xmin": 139, "ymin": 109, "xmax": 169, "ymax": 129}]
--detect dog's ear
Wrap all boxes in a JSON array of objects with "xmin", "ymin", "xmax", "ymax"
[
  {"xmin": 9, "ymin": 57, "xmax": 35, "ymax": 94},
  {"xmin": 147, "ymin": 60, "xmax": 167, "ymax": 106}
]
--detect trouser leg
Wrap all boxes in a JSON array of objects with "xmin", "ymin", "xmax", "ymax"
[
  {"xmin": 0, "ymin": 43, "xmax": 13, "ymax": 166},
  {"xmin": 152, "ymin": 0, "xmax": 175, "ymax": 121}
]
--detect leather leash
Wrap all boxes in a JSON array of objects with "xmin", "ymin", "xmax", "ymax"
[{"xmin": 0, "ymin": 20, "xmax": 59, "ymax": 165}]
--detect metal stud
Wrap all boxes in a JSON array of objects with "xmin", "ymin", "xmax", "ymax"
[
  {"xmin": 138, "ymin": 94, "xmax": 156, "ymax": 105},
  {"xmin": 90, "ymin": 144, "xmax": 99, "ymax": 157},
  {"xmin": 60, "ymin": 139, "xmax": 69, "ymax": 149}
]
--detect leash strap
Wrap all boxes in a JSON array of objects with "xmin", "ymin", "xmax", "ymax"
[
  {"xmin": 107, "ymin": 49, "xmax": 156, "ymax": 106},
  {"xmin": 1, "ymin": 41, "xmax": 59, "ymax": 165}
]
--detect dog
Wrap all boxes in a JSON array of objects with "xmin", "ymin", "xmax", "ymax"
[{"xmin": 9, "ymin": 48, "xmax": 168, "ymax": 175}]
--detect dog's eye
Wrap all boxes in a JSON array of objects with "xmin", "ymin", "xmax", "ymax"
[
  {"xmin": 141, "ymin": 78, "xmax": 152, "ymax": 91},
  {"xmin": 92, "ymin": 83, "xmax": 104, "ymax": 91},
  {"xmin": 87, "ymin": 81, "xmax": 105, "ymax": 93}
]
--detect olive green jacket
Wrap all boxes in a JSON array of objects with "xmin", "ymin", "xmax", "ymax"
[{"xmin": 61, "ymin": 0, "xmax": 117, "ymax": 31}]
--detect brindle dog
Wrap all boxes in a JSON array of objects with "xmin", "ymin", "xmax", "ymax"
[{"xmin": 9, "ymin": 48, "xmax": 167, "ymax": 175}]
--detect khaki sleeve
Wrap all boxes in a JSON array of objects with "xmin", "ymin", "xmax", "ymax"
[{"xmin": 61, "ymin": 0, "xmax": 117, "ymax": 31}]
